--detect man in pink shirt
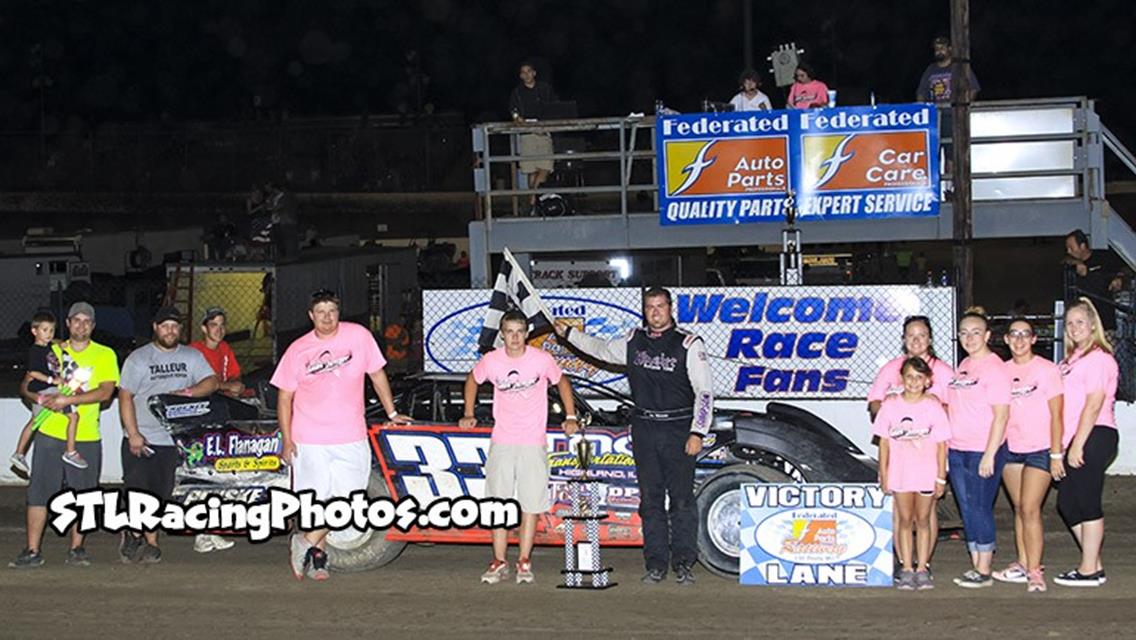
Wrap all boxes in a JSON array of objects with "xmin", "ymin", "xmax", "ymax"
[
  {"xmin": 271, "ymin": 289, "xmax": 409, "ymax": 582},
  {"xmin": 460, "ymin": 310, "xmax": 579, "ymax": 585}
]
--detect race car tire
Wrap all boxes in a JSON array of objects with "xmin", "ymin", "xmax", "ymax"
[
  {"xmin": 326, "ymin": 467, "xmax": 408, "ymax": 572},
  {"xmin": 696, "ymin": 463, "xmax": 794, "ymax": 578}
]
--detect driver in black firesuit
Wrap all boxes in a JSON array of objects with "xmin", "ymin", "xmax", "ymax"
[{"xmin": 554, "ymin": 287, "xmax": 714, "ymax": 585}]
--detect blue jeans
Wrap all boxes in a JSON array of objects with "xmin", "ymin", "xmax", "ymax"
[{"xmin": 948, "ymin": 444, "xmax": 1008, "ymax": 553}]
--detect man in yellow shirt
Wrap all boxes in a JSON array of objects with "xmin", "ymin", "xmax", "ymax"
[{"xmin": 9, "ymin": 302, "xmax": 119, "ymax": 569}]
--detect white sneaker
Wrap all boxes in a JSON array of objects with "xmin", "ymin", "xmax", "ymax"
[
  {"xmin": 194, "ymin": 534, "xmax": 235, "ymax": 553},
  {"xmin": 9, "ymin": 453, "xmax": 29, "ymax": 475}
]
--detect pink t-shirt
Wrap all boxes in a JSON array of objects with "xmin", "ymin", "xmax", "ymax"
[
  {"xmin": 788, "ymin": 79, "xmax": 830, "ymax": 109},
  {"xmin": 1006, "ymin": 357, "xmax": 1063, "ymax": 453},
  {"xmin": 867, "ymin": 355, "xmax": 954, "ymax": 405},
  {"xmin": 872, "ymin": 396, "xmax": 951, "ymax": 493},
  {"xmin": 270, "ymin": 322, "xmax": 387, "ymax": 445},
  {"xmin": 473, "ymin": 346, "xmax": 562, "ymax": 446},
  {"xmin": 1059, "ymin": 348, "xmax": 1118, "ymax": 446},
  {"xmin": 947, "ymin": 352, "xmax": 1011, "ymax": 452}
]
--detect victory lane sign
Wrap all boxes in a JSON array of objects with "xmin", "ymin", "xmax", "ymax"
[{"xmin": 656, "ymin": 104, "xmax": 939, "ymax": 225}]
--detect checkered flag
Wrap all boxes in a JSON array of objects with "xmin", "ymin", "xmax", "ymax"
[{"xmin": 478, "ymin": 247, "xmax": 554, "ymax": 352}]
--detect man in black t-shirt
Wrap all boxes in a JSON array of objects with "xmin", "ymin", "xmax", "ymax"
[
  {"xmin": 1065, "ymin": 229, "xmax": 1129, "ymax": 330},
  {"xmin": 508, "ymin": 61, "xmax": 557, "ymax": 212}
]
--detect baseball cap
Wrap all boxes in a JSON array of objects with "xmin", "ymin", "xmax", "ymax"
[
  {"xmin": 201, "ymin": 306, "xmax": 226, "ymax": 324},
  {"xmin": 67, "ymin": 302, "xmax": 96, "ymax": 321},
  {"xmin": 153, "ymin": 306, "xmax": 183, "ymax": 324}
]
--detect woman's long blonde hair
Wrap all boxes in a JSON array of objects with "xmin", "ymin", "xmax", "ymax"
[{"xmin": 1064, "ymin": 297, "xmax": 1113, "ymax": 358}]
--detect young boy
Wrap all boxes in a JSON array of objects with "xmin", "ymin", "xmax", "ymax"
[
  {"xmin": 459, "ymin": 310, "xmax": 579, "ymax": 585},
  {"xmin": 10, "ymin": 311, "xmax": 87, "ymax": 476}
]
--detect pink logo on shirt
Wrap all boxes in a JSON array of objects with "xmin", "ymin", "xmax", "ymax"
[{"xmin": 305, "ymin": 350, "xmax": 353, "ymax": 376}]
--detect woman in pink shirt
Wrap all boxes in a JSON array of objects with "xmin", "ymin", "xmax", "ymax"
[
  {"xmin": 992, "ymin": 318, "xmax": 1063, "ymax": 592},
  {"xmin": 1053, "ymin": 298, "xmax": 1119, "ymax": 587},
  {"xmin": 868, "ymin": 315, "xmax": 954, "ymax": 421},
  {"xmin": 786, "ymin": 62, "xmax": 830, "ymax": 109},
  {"xmin": 873, "ymin": 357, "xmax": 950, "ymax": 591},
  {"xmin": 946, "ymin": 307, "xmax": 1010, "ymax": 589}
]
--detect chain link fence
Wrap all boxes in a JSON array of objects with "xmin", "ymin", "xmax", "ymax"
[{"xmin": 423, "ymin": 285, "xmax": 957, "ymax": 400}]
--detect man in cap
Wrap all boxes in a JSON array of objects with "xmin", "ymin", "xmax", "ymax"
[
  {"xmin": 188, "ymin": 305, "xmax": 245, "ymax": 553},
  {"xmin": 118, "ymin": 306, "xmax": 218, "ymax": 564},
  {"xmin": 10, "ymin": 302, "xmax": 120, "ymax": 569}
]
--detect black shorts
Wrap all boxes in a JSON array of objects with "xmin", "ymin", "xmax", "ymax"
[
  {"xmin": 121, "ymin": 440, "xmax": 179, "ymax": 502},
  {"xmin": 27, "ymin": 433, "xmax": 102, "ymax": 507}
]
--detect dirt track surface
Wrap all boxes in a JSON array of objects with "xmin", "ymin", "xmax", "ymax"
[{"xmin": 1, "ymin": 480, "xmax": 1133, "ymax": 640}]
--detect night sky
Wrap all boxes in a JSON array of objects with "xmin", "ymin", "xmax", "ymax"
[{"xmin": 0, "ymin": 1, "xmax": 1133, "ymax": 141}]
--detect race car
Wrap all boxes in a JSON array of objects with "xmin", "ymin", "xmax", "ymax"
[{"xmin": 152, "ymin": 373, "xmax": 877, "ymax": 577}]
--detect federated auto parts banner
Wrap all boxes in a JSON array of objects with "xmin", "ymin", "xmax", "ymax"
[
  {"xmin": 656, "ymin": 103, "xmax": 939, "ymax": 225},
  {"xmin": 739, "ymin": 483, "xmax": 893, "ymax": 587},
  {"xmin": 422, "ymin": 285, "xmax": 955, "ymax": 400}
]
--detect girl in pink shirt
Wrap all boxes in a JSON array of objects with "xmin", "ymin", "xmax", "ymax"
[
  {"xmin": 946, "ymin": 307, "xmax": 1010, "ymax": 588},
  {"xmin": 786, "ymin": 63, "xmax": 830, "ymax": 109},
  {"xmin": 993, "ymin": 318, "xmax": 1063, "ymax": 592},
  {"xmin": 873, "ymin": 357, "xmax": 950, "ymax": 591},
  {"xmin": 1053, "ymin": 298, "xmax": 1119, "ymax": 588}
]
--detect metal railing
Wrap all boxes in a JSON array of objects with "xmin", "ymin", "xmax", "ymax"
[{"xmin": 471, "ymin": 115, "xmax": 659, "ymax": 220}]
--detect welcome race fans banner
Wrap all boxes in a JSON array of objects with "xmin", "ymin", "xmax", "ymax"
[
  {"xmin": 422, "ymin": 285, "xmax": 955, "ymax": 400},
  {"xmin": 656, "ymin": 104, "xmax": 939, "ymax": 225}
]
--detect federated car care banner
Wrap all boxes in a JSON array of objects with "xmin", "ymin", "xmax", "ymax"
[
  {"xmin": 423, "ymin": 285, "xmax": 955, "ymax": 399},
  {"xmin": 739, "ymin": 483, "xmax": 893, "ymax": 587},
  {"xmin": 656, "ymin": 104, "xmax": 939, "ymax": 225}
]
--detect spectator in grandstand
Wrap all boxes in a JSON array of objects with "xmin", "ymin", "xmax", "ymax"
[
  {"xmin": 729, "ymin": 69, "xmax": 772, "ymax": 112},
  {"xmin": 992, "ymin": 317, "xmax": 1063, "ymax": 592},
  {"xmin": 118, "ymin": 306, "xmax": 218, "ymax": 564},
  {"xmin": 946, "ymin": 307, "xmax": 1010, "ymax": 589},
  {"xmin": 459, "ymin": 310, "xmax": 578, "ymax": 585},
  {"xmin": 916, "ymin": 35, "xmax": 979, "ymax": 169},
  {"xmin": 1052, "ymin": 298, "xmax": 1119, "ymax": 587},
  {"xmin": 508, "ymin": 60, "xmax": 557, "ymax": 213},
  {"xmin": 1064, "ymin": 229, "xmax": 1128, "ymax": 332},
  {"xmin": 8, "ymin": 302, "xmax": 120, "ymax": 570},
  {"xmin": 272, "ymin": 289, "xmax": 409, "ymax": 582},
  {"xmin": 554, "ymin": 287, "xmax": 713, "ymax": 586},
  {"xmin": 263, "ymin": 182, "xmax": 301, "ymax": 262},
  {"xmin": 786, "ymin": 62, "xmax": 830, "ymax": 109}
]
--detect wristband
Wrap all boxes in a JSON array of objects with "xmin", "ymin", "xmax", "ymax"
[
  {"xmin": 387, "ymin": 410, "xmax": 399, "ymax": 420},
  {"xmin": 1049, "ymin": 452, "xmax": 1063, "ymax": 460},
  {"xmin": 934, "ymin": 478, "xmax": 947, "ymax": 485},
  {"xmin": 565, "ymin": 414, "xmax": 578, "ymax": 421}
]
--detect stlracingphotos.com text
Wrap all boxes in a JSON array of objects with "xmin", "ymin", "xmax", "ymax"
[{"xmin": 48, "ymin": 489, "xmax": 521, "ymax": 542}]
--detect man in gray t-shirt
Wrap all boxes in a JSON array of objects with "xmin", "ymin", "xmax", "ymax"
[{"xmin": 118, "ymin": 306, "xmax": 218, "ymax": 563}]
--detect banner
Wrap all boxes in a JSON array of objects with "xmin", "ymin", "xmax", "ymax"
[
  {"xmin": 739, "ymin": 483, "xmax": 893, "ymax": 587},
  {"xmin": 656, "ymin": 103, "xmax": 939, "ymax": 225},
  {"xmin": 423, "ymin": 285, "xmax": 954, "ymax": 399}
]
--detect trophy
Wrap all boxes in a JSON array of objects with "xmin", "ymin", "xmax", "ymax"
[{"xmin": 559, "ymin": 430, "xmax": 617, "ymax": 590}]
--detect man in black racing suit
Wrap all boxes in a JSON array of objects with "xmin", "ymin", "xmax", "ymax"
[{"xmin": 554, "ymin": 287, "xmax": 713, "ymax": 585}]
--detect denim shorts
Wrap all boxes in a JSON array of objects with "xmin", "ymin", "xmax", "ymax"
[{"xmin": 1005, "ymin": 448, "xmax": 1050, "ymax": 472}]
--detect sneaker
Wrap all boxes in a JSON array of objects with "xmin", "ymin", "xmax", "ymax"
[
  {"xmin": 194, "ymin": 534, "xmax": 235, "ymax": 553},
  {"xmin": 9, "ymin": 453, "xmax": 30, "ymax": 477},
  {"xmin": 954, "ymin": 569, "xmax": 993, "ymax": 588},
  {"xmin": 306, "ymin": 548, "xmax": 329, "ymax": 581},
  {"xmin": 290, "ymin": 533, "xmax": 312, "ymax": 581},
  {"xmin": 515, "ymin": 558, "xmax": 534, "ymax": 584},
  {"xmin": 120, "ymin": 533, "xmax": 144, "ymax": 564},
  {"xmin": 895, "ymin": 569, "xmax": 916, "ymax": 591},
  {"xmin": 674, "ymin": 563, "xmax": 696, "ymax": 586},
  {"xmin": 1053, "ymin": 569, "xmax": 1106, "ymax": 587},
  {"xmin": 61, "ymin": 450, "xmax": 89, "ymax": 469},
  {"xmin": 915, "ymin": 569, "xmax": 935, "ymax": 590},
  {"xmin": 1027, "ymin": 568, "xmax": 1047, "ymax": 593},
  {"xmin": 138, "ymin": 544, "xmax": 162, "ymax": 564},
  {"xmin": 480, "ymin": 559, "xmax": 509, "ymax": 585},
  {"xmin": 8, "ymin": 548, "xmax": 44, "ymax": 569},
  {"xmin": 641, "ymin": 567, "xmax": 666, "ymax": 584},
  {"xmin": 65, "ymin": 546, "xmax": 91, "ymax": 567},
  {"xmin": 992, "ymin": 561, "xmax": 1028, "ymax": 584}
]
